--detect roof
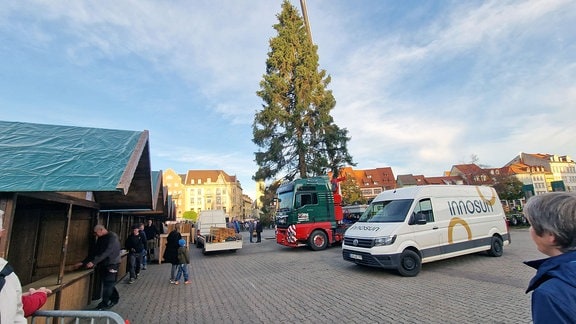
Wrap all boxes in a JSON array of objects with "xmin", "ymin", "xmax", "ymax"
[
  {"xmin": 0, "ymin": 121, "xmax": 153, "ymax": 210},
  {"xmin": 183, "ymin": 170, "xmax": 239, "ymax": 187}
]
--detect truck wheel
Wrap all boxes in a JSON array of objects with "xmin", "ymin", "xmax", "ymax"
[
  {"xmin": 397, "ymin": 250, "xmax": 421, "ymax": 277},
  {"xmin": 308, "ymin": 230, "xmax": 328, "ymax": 251},
  {"xmin": 487, "ymin": 235, "xmax": 503, "ymax": 257}
]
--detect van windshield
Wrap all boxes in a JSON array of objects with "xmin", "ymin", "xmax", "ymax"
[{"xmin": 357, "ymin": 199, "xmax": 413, "ymax": 223}]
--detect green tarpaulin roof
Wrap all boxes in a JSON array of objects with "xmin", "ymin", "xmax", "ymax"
[{"xmin": 0, "ymin": 121, "xmax": 153, "ymax": 210}]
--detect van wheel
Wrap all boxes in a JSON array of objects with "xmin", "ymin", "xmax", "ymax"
[
  {"xmin": 397, "ymin": 250, "xmax": 421, "ymax": 277},
  {"xmin": 488, "ymin": 236, "xmax": 503, "ymax": 257},
  {"xmin": 308, "ymin": 230, "xmax": 328, "ymax": 251}
]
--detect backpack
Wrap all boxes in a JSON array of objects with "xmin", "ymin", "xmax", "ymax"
[{"xmin": 0, "ymin": 263, "xmax": 14, "ymax": 292}]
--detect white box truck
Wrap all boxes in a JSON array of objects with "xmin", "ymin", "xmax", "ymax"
[
  {"xmin": 342, "ymin": 185, "xmax": 510, "ymax": 276},
  {"xmin": 195, "ymin": 210, "xmax": 243, "ymax": 254}
]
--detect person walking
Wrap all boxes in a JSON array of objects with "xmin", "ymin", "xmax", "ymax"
[
  {"xmin": 75, "ymin": 225, "xmax": 121, "ymax": 310},
  {"xmin": 143, "ymin": 219, "xmax": 160, "ymax": 264},
  {"xmin": 163, "ymin": 223, "xmax": 182, "ymax": 284},
  {"xmin": 248, "ymin": 219, "xmax": 255, "ymax": 243},
  {"xmin": 124, "ymin": 225, "xmax": 144, "ymax": 284},
  {"xmin": 523, "ymin": 192, "xmax": 576, "ymax": 323},
  {"xmin": 173, "ymin": 239, "xmax": 190, "ymax": 285},
  {"xmin": 255, "ymin": 219, "xmax": 263, "ymax": 243}
]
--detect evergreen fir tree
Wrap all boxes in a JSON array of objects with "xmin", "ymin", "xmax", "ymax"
[{"xmin": 253, "ymin": 0, "xmax": 353, "ymax": 182}]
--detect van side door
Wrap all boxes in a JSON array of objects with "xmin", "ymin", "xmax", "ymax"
[{"xmin": 410, "ymin": 198, "xmax": 441, "ymax": 258}]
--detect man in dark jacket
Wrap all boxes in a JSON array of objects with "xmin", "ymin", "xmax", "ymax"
[
  {"xmin": 76, "ymin": 225, "xmax": 121, "ymax": 310},
  {"xmin": 125, "ymin": 225, "xmax": 145, "ymax": 284},
  {"xmin": 523, "ymin": 192, "xmax": 576, "ymax": 323},
  {"xmin": 144, "ymin": 219, "xmax": 160, "ymax": 264},
  {"xmin": 255, "ymin": 219, "xmax": 263, "ymax": 243}
]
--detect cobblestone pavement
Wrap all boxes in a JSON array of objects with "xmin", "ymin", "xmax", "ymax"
[{"xmin": 108, "ymin": 228, "xmax": 541, "ymax": 324}]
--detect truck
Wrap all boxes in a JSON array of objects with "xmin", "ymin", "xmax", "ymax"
[
  {"xmin": 342, "ymin": 185, "xmax": 510, "ymax": 276},
  {"xmin": 275, "ymin": 176, "xmax": 349, "ymax": 250},
  {"xmin": 195, "ymin": 210, "xmax": 243, "ymax": 254}
]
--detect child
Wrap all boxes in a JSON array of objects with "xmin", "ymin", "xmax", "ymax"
[{"xmin": 174, "ymin": 239, "xmax": 190, "ymax": 285}]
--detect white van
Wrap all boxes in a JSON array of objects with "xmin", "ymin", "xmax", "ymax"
[{"xmin": 342, "ymin": 185, "xmax": 510, "ymax": 276}]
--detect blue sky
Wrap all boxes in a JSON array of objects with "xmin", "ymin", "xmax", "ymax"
[{"xmin": 1, "ymin": 0, "xmax": 574, "ymax": 199}]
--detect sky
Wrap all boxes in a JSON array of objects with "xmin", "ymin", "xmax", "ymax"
[{"xmin": 0, "ymin": 0, "xmax": 574, "ymax": 200}]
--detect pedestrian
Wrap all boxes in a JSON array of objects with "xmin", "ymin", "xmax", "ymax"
[
  {"xmin": 163, "ymin": 223, "xmax": 182, "ymax": 284},
  {"xmin": 138, "ymin": 223, "xmax": 148, "ymax": 270},
  {"xmin": 173, "ymin": 239, "xmax": 190, "ymax": 285},
  {"xmin": 255, "ymin": 219, "xmax": 263, "ymax": 243},
  {"xmin": 144, "ymin": 219, "xmax": 160, "ymax": 264},
  {"xmin": 248, "ymin": 220, "xmax": 255, "ymax": 243},
  {"xmin": 523, "ymin": 192, "xmax": 576, "ymax": 323},
  {"xmin": 233, "ymin": 217, "xmax": 240, "ymax": 234},
  {"xmin": 75, "ymin": 225, "xmax": 121, "ymax": 310},
  {"xmin": 124, "ymin": 224, "xmax": 144, "ymax": 284}
]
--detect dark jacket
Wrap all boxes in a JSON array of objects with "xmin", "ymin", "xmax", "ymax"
[
  {"xmin": 163, "ymin": 230, "xmax": 182, "ymax": 265},
  {"xmin": 83, "ymin": 231, "xmax": 121, "ymax": 267},
  {"xmin": 125, "ymin": 234, "xmax": 144, "ymax": 254},
  {"xmin": 255, "ymin": 221, "xmax": 263, "ymax": 233},
  {"xmin": 525, "ymin": 251, "xmax": 576, "ymax": 323},
  {"xmin": 177, "ymin": 246, "xmax": 190, "ymax": 265},
  {"xmin": 144, "ymin": 224, "xmax": 159, "ymax": 241}
]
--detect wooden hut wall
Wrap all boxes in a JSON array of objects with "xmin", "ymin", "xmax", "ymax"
[{"xmin": 8, "ymin": 195, "xmax": 96, "ymax": 285}]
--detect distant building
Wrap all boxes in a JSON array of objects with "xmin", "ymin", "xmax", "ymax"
[
  {"xmin": 335, "ymin": 167, "xmax": 396, "ymax": 202},
  {"xmin": 162, "ymin": 168, "xmax": 249, "ymax": 221},
  {"xmin": 396, "ymin": 174, "xmax": 463, "ymax": 187},
  {"xmin": 505, "ymin": 152, "xmax": 576, "ymax": 193}
]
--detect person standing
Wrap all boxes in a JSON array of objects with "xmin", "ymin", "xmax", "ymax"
[
  {"xmin": 248, "ymin": 220, "xmax": 255, "ymax": 243},
  {"xmin": 138, "ymin": 223, "xmax": 148, "ymax": 270},
  {"xmin": 173, "ymin": 239, "xmax": 190, "ymax": 285},
  {"xmin": 143, "ymin": 219, "xmax": 160, "ymax": 264},
  {"xmin": 255, "ymin": 219, "xmax": 263, "ymax": 243},
  {"xmin": 76, "ymin": 224, "xmax": 121, "ymax": 310},
  {"xmin": 523, "ymin": 192, "xmax": 576, "ymax": 323},
  {"xmin": 163, "ymin": 223, "xmax": 182, "ymax": 284},
  {"xmin": 124, "ymin": 225, "xmax": 144, "ymax": 284}
]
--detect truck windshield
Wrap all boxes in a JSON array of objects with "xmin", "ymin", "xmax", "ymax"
[
  {"xmin": 357, "ymin": 199, "xmax": 413, "ymax": 223},
  {"xmin": 277, "ymin": 191, "xmax": 294, "ymax": 211}
]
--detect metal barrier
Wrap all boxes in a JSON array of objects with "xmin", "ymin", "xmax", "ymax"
[{"xmin": 31, "ymin": 310, "xmax": 126, "ymax": 324}]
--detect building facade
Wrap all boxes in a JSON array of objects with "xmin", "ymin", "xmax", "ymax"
[
  {"xmin": 505, "ymin": 153, "xmax": 576, "ymax": 193},
  {"xmin": 162, "ymin": 168, "xmax": 250, "ymax": 221}
]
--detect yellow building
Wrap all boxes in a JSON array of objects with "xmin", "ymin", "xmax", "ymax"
[{"xmin": 162, "ymin": 168, "xmax": 247, "ymax": 221}]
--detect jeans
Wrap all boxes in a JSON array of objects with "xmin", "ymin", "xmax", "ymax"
[
  {"xmin": 141, "ymin": 248, "xmax": 147, "ymax": 268},
  {"xmin": 170, "ymin": 264, "xmax": 179, "ymax": 281},
  {"xmin": 128, "ymin": 252, "xmax": 141, "ymax": 279},
  {"xmin": 175, "ymin": 264, "xmax": 189, "ymax": 282}
]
